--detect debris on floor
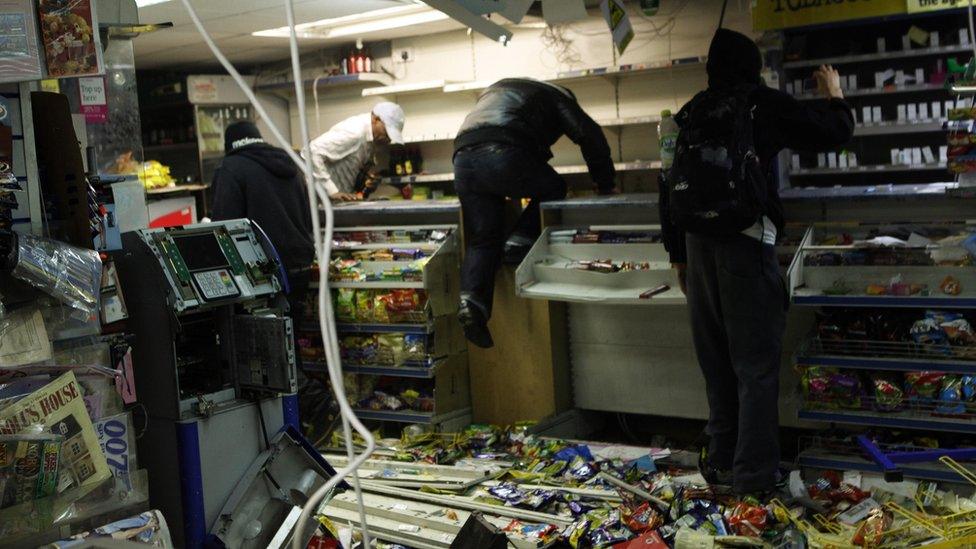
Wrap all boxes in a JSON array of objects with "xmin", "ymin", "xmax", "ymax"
[{"xmin": 307, "ymin": 425, "xmax": 976, "ymax": 548}]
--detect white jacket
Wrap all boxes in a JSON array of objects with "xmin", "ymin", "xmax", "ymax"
[{"xmin": 306, "ymin": 113, "xmax": 374, "ymax": 195}]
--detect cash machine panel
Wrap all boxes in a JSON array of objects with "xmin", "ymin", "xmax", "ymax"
[{"xmin": 138, "ymin": 220, "xmax": 280, "ymax": 312}]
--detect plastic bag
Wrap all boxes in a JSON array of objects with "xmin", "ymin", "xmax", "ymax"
[{"xmin": 10, "ymin": 235, "xmax": 101, "ymax": 318}]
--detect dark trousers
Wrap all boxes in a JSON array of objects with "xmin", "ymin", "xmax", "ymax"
[
  {"xmin": 286, "ymin": 269, "xmax": 311, "ymax": 370},
  {"xmin": 454, "ymin": 143, "xmax": 566, "ymax": 317},
  {"xmin": 685, "ymin": 232, "xmax": 787, "ymax": 493}
]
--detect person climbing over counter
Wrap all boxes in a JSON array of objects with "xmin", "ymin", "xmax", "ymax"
[
  {"xmin": 659, "ymin": 28, "xmax": 854, "ymax": 497},
  {"xmin": 452, "ymin": 78, "xmax": 617, "ymax": 348}
]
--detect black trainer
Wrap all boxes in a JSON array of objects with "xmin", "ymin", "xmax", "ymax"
[
  {"xmin": 458, "ymin": 299, "xmax": 494, "ymax": 348},
  {"xmin": 698, "ymin": 443, "xmax": 734, "ymax": 487}
]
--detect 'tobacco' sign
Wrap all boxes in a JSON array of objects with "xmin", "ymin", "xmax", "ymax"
[{"xmin": 752, "ymin": 0, "xmax": 907, "ymax": 30}]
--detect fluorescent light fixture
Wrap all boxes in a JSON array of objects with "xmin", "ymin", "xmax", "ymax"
[
  {"xmin": 135, "ymin": 0, "xmax": 170, "ymax": 6},
  {"xmin": 253, "ymin": 3, "xmax": 449, "ymax": 39}
]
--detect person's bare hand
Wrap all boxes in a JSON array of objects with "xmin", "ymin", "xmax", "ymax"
[
  {"xmin": 674, "ymin": 263, "xmax": 687, "ymax": 295},
  {"xmin": 330, "ymin": 192, "xmax": 360, "ymax": 202},
  {"xmin": 814, "ymin": 64, "xmax": 843, "ymax": 99}
]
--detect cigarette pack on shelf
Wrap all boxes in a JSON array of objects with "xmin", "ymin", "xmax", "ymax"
[
  {"xmin": 516, "ymin": 225, "xmax": 683, "ymax": 305},
  {"xmin": 323, "ymin": 225, "xmax": 459, "ymax": 316},
  {"xmin": 787, "ymin": 222, "xmax": 976, "ymax": 307}
]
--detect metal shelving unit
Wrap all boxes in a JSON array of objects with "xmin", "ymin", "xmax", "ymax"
[
  {"xmin": 794, "ymin": 83, "xmax": 944, "ymax": 101},
  {"xmin": 783, "ymin": 44, "xmax": 974, "ymax": 69},
  {"xmin": 854, "ymin": 120, "xmax": 945, "ymax": 136},
  {"xmin": 796, "ymin": 338, "xmax": 976, "ymax": 375},
  {"xmin": 255, "ymin": 72, "xmax": 393, "ymax": 93},
  {"xmin": 400, "ymin": 114, "xmax": 662, "ymax": 144},
  {"xmin": 798, "ymin": 408, "xmax": 976, "ymax": 434},
  {"xmin": 303, "ymin": 226, "xmax": 470, "ymax": 427},
  {"xmin": 790, "ymin": 163, "xmax": 948, "ymax": 176}
]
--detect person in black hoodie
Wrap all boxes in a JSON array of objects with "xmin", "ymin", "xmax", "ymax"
[
  {"xmin": 453, "ymin": 78, "xmax": 616, "ymax": 348},
  {"xmin": 212, "ymin": 121, "xmax": 315, "ymax": 321},
  {"xmin": 659, "ymin": 29, "xmax": 854, "ymax": 496}
]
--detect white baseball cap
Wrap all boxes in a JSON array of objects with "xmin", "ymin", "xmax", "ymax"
[{"xmin": 372, "ymin": 102, "xmax": 405, "ymax": 144}]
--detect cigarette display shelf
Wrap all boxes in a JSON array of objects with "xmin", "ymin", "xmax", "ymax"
[
  {"xmin": 784, "ymin": 44, "xmax": 975, "ymax": 69},
  {"xmin": 853, "ymin": 119, "xmax": 946, "ymax": 136},
  {"xmin": 515, "ymin": 225, "xmax": 683, "ymax": 305},
  {"xmin": 790, "ymin": 163, "xmax": 948, "ymax": 176},
  {"xmin": 787, "ymin": 221, "xmax": 976, "ymax": 308},
  {"xmin": 779, "ymin": 182, "xmax": 958, "ymax": 201},
  {"xmin": 380, "ymin": 160, "xmax": 662, "ymax": 185},
  {"xmin": 794, "ymin": 83, "xmax": 944, "ymax": 101}
]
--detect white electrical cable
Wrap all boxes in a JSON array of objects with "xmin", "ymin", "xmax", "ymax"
[
  {"xmin": 176, "ymin": 1, "xmax": 378, "ymax": 547},
  {"xmin": 968, "ymin": 0, "xmax": 976, "ymax": 61},
  {"xmin": 283, "ymin": 0, "xmax": 374, "ymax": 546},
  {"xmin": 313, "ymin": 74, "xmax": 324, "ymax": 135}
]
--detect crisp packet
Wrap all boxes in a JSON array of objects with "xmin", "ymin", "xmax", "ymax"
[
  {"xmin": 936, "ymin": 376, "xmax": 966, "ymax": 415},
  {"xmin": 872, "ymin": 374, "xmax": 904, "ymax": 412}
]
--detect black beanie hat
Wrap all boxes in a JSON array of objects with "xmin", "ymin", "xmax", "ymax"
[
  {"xmin": 224, "ymin": 120, "xmax": 264, "ymax": 152},
  {"xmin": 706, "ymin": 28, "xmax": 763, "ymax": 88}
]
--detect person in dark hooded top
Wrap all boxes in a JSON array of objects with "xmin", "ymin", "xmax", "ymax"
[
  {"xmin": 659, "ymin": 29, "xmax": 854, "ymax": 496},
  {"xmin": 212, "ymin": 121, "xmax": 315, "ymax": 319}
]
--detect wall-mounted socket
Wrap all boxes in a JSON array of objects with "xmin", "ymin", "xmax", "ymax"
[{"xmin": 394, "ymin": 47, "xmax": 416, "ymax": 63}]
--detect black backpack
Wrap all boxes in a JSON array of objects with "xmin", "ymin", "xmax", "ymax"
[{"xmin": 667, "ymin": 84, "xmax": 767, "ymax": 235}]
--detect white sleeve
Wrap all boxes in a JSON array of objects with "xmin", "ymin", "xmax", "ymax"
[{"xmin": 306, "ymin": 141, "xmax": 340, "ymax": 196}]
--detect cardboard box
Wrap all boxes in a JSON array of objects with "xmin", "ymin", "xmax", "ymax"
[
  {"xmin": 907, "ymin": 103, "xmax": 918, "ymax": 120},
  {"xmin": 919, "ymin": 102, "xmax": 929, "ymax": 119},
  {"xmin": 839, "ymin": 153, "xmax": 848, "ymax": 168},
  {"xmin": 786, "ymin": 82, "xmax": 794, "ymax": 95},
  {"xmin": 877, "ymin": 37, "xmax": 886, "ymax": 53},
  {"xmin": 932, "ymin": 102, "xmax": 942, "ymax": 119},
  {"xmin": 890, "ymin": 149, "xmax": 901, "ymax": 165},
  {"xmin": 862, "ymin": 106, "xmax": 872, "ymax": 123},
  {"xmin": 923, "ymin": 146, "xmax": 935, "ymax": 164},
  {"xmin": 897, "ymin": 104, "xmax": 907, "ymax": 121},
  {"xmin": 912, "ymin": 148, "xmax": 922, "ymax": 166},
  {"xmin": 827, "ymin": 152, "xmax": 838, "ymax": 168},
  {"xmin": 848, "ymin": 152, "xmax": 858, "ymax": 167},
  {"xmin": 915, "ymin": 68, "xmax": 924, "ymax": 85},
  {"xmin": 848, "ymin": 74, "xmax": 857, "ymax": 90},
  {"xmin": 872, "ymin": 106, "xmax": 882, "ymax": 121},
  {"xmin": 940, "ymin": 145, "xmax": 948, "ymax": 163},
  {"xmin": 791, "ymin": 154, "xmax": 801, "ymax": 170},
  {"xmin": 817, "ymin": 153, "xmax": 826, "ymax": 168}
]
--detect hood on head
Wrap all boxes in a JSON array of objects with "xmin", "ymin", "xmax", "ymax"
[
  {"xmin": 706, "ymin": 28, "xmax": 763, "ymax": 88},
  {"xmin": 230, "ymin": 143, "xmax": 298, "ymax": 179}
]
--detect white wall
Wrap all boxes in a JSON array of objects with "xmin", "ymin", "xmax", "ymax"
[{"xmin": 282, "ymin": 0, "xmax": 756, "ymax": 183}]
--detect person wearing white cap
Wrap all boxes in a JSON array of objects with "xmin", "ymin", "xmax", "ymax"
[{"xmin": 306, "ymin": 102, "xmax": 405, "ymax": 202}]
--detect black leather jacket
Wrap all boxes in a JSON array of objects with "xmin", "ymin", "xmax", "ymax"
[{"xmin": 454, "ymin": 78, "xmax": 616, "ymax": 190}]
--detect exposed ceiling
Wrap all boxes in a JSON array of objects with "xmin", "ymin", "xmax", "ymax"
[{"xmin": 133, "ymin": 0, "xmax": 465, "ymax": 70}]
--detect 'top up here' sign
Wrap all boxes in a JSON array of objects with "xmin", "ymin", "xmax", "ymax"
[{"xmin": 79, "ymin": 76, "xmax": 107, "ymax": 124}]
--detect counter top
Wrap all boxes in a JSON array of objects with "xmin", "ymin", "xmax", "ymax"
[{"xmin": 327, "ymin": 198, "xmax": 461, "ymax": 216}]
